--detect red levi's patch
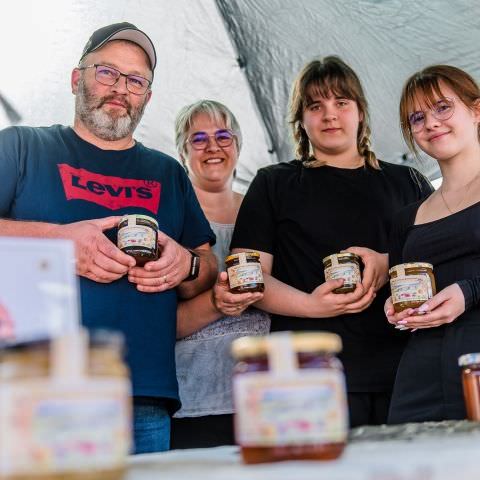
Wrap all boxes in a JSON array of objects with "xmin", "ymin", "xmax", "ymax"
[{"xmin": 58, "ymin": 164, "xmax": 161, "ymax": 214}]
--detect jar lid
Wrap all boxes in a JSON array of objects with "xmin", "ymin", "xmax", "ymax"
[
  {"xmin": 389, "ymin": 262, "xmax": 433, "ymax": 275},
  {"xmin": 458, "ymin": 353, "xmax": 480, "ymax": 367},
  {"xmin": 225, "ymin": 251, "xmax": 260, "ymax": 263},
  {"xmin": 231, "ymin": 332, "xmax": 342, "ymax": 359},
  {"xmin": 120, "ymin": 214, "xmax": 158, "ymax": 228},
  {"xmin": 322, "ymin": 252, "xmax": 360, "ymax": 264}
]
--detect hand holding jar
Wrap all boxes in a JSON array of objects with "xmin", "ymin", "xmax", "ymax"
[
  {"xmin": 385, "ymin": 283, "xmax": 466, "ymax": 330},
  {"xmin": 308, "ymin": 280, "xmax": 376, "ymax": 317},
  {"xmin": 343, "ymin": 246, "xmax": 389, "ymax": 292},
  {"xmin": 211, "ymin": 271, "xmax": 264, "ymax": 316}
]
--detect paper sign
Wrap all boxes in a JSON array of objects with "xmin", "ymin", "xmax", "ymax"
[{"xmin": 0, "ymin": 237, "xmax": 80, "ymax": 345}]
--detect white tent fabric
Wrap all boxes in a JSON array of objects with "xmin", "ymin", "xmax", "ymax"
[{"xmin": 1, "ymin": 0, "xmax": 479, "ymax": 187}]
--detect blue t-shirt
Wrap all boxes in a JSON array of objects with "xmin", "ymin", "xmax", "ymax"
[{"xmin": 0, "ymin": 125, "xmax": 215, "ymax": 411}]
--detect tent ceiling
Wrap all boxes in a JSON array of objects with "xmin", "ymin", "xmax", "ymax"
[{"xmin": 1, "ymin": 0, "xmax": 479, "ymax": 187}]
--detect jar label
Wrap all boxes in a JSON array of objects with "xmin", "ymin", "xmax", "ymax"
[
  {"xmin": 324, "ymin": 263, "xmax": 361, "ymax": 285},
  {"xmin": 233, "ymin": 369, "xmax": 348, "ymax": 446},
  {"xmin": 227, "ymin": 263, "xmax": 264, "ymax": 289},
  {"xmin": 0, "ymin": 378, "xmax": 131, "ymax": 475},
  {"xmin": 118, "ymin": 225, "xmax": 156, "ymax": 250},
  {"xmin": 391, "ymin": 274, "xmax": 433, "ymax": 304}
]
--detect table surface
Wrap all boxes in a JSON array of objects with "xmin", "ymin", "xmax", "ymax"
[{"xmin": 126, "ymin": 421, "xmax": 480, "ymax": 480}]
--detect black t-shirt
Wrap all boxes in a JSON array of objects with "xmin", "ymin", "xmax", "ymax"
[{"xmin": 231, "ymin": 159, "xmax": 433, "ymax": 391}]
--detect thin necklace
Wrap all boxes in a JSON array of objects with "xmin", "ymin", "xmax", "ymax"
[{"xmin": 439, "ymin": 172, "xmax": 480, "ymax": 214}]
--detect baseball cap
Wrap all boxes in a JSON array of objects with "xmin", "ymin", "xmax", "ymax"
[{"xmin": 80, "ymin": 22, "xmax": 157, "ymax": 71}]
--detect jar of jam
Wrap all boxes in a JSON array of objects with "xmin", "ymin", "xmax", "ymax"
[
  {"xmin": 459, "ymin": 353, "xmax": 480, "ymax": 421},
  {"xmin": 389, "ymin": 262, "xmax": 436, "ymax": 313},
  {"xmin": 322, "ymin": 253, "xmax": 361, "ymax": 293},
  {"xmin": 231, "ymin": 331, "xmax": 347, "ymax": 464},
  {"xmin": 0, "ymin": 329, "xmax": 131, "ymax": 480},
  {"xmin": 225, "ymin": 251, "xmax": 265, "ymax": 293},
  {"xmin": 117, "ymin": 214, "xmax": 159, "ymax": 266}
]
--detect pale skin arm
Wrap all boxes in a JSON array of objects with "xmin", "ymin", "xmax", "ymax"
[
  {"xmin": 176, "ymin": 271, "xmax": 264, "ymax": 339},
  {"xmin": 231, "ymin": 248, "xmax": 376, "ymax": 318},
  {"xmin": 384, "ymin": 283, "xmax": 466, "ymax": 330},
  {"xmin": 0, "ymin": 217, "xmax": 135, "ymax": 282},
  {"xmin": 128, "ymin": 232, "xmax": 217, "ymax": 299}
]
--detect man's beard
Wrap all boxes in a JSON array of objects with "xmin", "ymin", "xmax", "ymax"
[{"xmin": 75, "ymin": 77, "xmax": 147, "ymax": 141}]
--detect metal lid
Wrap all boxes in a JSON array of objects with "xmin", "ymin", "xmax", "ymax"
[
  {"xmin": 322, "ymin": 252, "xmax": 360, "ymax": 264},
  {"xmin": 389, "ymin": 262, "xmax": 433, "ymax": 275},
  {"xmin": 231, "ymin": 332, "xmax": 342, "ymax": 359},
  {"xmin": 458, "ymin": 353, "xmax": 480, "ymax": 367},
  {"xmin": 119, "ymin": 214, "xmax": 158, "ymax": 228},
  {"xmin": 225, "ymin": 251, "xmax": 260, "ymax": 263}
]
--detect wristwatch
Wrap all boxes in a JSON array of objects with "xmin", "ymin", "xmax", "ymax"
[{"xmin": 184, "ymin": 249, "xmax": 200, "ymax": 281}]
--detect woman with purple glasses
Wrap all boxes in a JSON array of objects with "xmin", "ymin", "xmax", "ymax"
[{"xmin": 170, "ymin": 100, "xmax": 270, "ymax": 449}]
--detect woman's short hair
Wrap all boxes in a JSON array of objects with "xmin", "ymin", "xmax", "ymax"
[{"xmin": 175, "ymin": 100, "xmax": 242, "ymax": 163}]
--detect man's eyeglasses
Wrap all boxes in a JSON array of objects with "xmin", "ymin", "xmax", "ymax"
[
  {"xmin": 78, "ymin": 64, "xmax": 151, "ymax": 95},
  {"xmin": 408, "ymin": 97, "xmax": 455, "ymax": 133},
  {"xmin": 188, "ymin": 129, "xmax": 235, "ymax": 150}
]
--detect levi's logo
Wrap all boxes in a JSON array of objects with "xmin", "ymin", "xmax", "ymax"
[{"xmin": 58, "ymin": 164, "xmax": 161, "ymax": 214}]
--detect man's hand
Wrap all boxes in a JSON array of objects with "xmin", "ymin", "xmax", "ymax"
[
  {"xmin": 307, "ymin": 279, "xmax": 376, "ymax": 318},
  {"xmin": 211, "ymin": 272, "xmax": 264, "ymax": 316},
  {"xmin": 128, "ymin": 230, "xmax": 191, "ymax": 293},
  {"xmin": 344, "ymin": 246, "xmax": 389, "ymax": 292},
  {"xmin": 52, "ymin": 216, "xmax": 135, "ymax": 283}
]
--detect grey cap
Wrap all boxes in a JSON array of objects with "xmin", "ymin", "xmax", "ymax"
[{"xmin": 80, "ymin": 22, "xmax": 156, "ymax": 71}]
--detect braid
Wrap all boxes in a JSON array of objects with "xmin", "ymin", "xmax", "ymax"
[
  {"xmin": 293, "ymin": 123, "xmax": 311, "ymax": 162},
  {"xmin": 358, "ymin": 124, "xmax": 380, "ymax": 170}
]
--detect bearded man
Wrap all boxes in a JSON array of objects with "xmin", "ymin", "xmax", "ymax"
[{"xmin": 0, "ymin": 23, "xmax": 217, "ymax": 453}]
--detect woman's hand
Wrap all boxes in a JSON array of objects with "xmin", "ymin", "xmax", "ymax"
[
  {"xmin": 211, "ymin": 272, "xmax": 264, "ymax": 316},
  {"xmin": 307, "ymin": 279, "xmax": 376, "ymax": 318},
  {"xmin": 344, "ymin": 246, "xmax": 389, "ymax": 292},
  {"xmin": 384, "ymin": 283, "xmax": 466, "ymax": 330}
]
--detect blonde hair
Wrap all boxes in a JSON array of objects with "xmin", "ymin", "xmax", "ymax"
[
  {"xmin": 289, "ymin": 56, "xmax": 379, "ymax": 169},
  {"xmin": 174, "ymin": 100, "xmax": 242, "ymax": 165},
  {"xmin": 400, "ymin": 64, "xmax": 480, "ymax": 157}
]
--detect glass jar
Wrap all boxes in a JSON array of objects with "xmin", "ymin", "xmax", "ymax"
[
  {"xmin": 322, "ymin": 253, "xmax": 361, "ymax": 294},
  {"xmin": 117, "ymin": 214, "xmax": 159, "ymax": 266},
  {"xmin": 0, "ymin": 330, "xmax": 130, "ymax": 480},
  {"xmin": 389, "ymin": 262, "xmax": 436, "ymax": 313},
  {"xmin": 231, "ymin": 332, "xmax": 347, "ymax": 464},
  {"xmin": 459, "ymin": 353, "xmax": 480, "ymax": 421},
  {"xmin": 225, "ymin": 251, "xmax": 265, "ymax": 293}
]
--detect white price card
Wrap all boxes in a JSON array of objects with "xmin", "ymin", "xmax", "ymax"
[{"xmin": 0, "ymin": 237, "xmax": 80, "ymax": 345}]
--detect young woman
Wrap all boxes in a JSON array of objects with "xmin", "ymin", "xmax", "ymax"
[
  {"xmin": 385, "ymin": 65, "xmax": 480, "ymax": 423},
  {"xmin": 170, "ymin": 100, "xmax": 270, "ymax": 448},
  {"xmin": 230, "ymin": 56, "xmax": 433, "ymax": 427}
]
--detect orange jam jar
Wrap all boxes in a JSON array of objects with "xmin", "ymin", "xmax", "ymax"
[
  {"xmin": 0, "ymin": 330, "xmax": 131, "ymax": 480},
  {"xmin": 231, "ymin": 332, "xmax": 347, "ymax": 464},
  {"xmin": 389, "ymin": 262, "xmax": 436, "ymax": 313},
  {"xmin": 459, "ymin": 353, "xmax": 480, "ymax": 421},
  {"xmin": 322, "ymin": 253, "xmax": 361, "ymax": 294},
  {"xmin": 225, "ymin": 251, "xmax": 265, "ymax": 293}
]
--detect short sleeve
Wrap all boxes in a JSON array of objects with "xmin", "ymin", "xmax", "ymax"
[
  {"xmin": 0, "ymin": 127, "xmax": 22, "ymax": 216},
  {"xmin": 230, "ymin": 168, "xmax": 277, "ymax": 254},
  {"xmin": 179, "ymin": 169, "xmax": 216, "ymax": 249}
]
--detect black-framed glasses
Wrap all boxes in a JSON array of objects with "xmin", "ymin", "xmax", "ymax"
[
  {"xmin": 408, "ymin": 97, "xmax": 455, "ymax": 133},
  {"xmin": 78, "ymin": 64, "xmax": 152, "ymax": 95},
  {"xmin": 188, "ymin": 129, "xmax": 235, "ymax": 150}
]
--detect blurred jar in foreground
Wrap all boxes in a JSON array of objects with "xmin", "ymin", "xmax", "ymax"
[
  {"xmin": 231, "ymin": 331, "xmax": 347, "ymax": 464},
  {"xmin": 0, "ymin": 329, "xmax": 131, "ymax": 480},
  {"xmin": 459, "ymin": 353, "xmax": 480, "ymax": 421}
]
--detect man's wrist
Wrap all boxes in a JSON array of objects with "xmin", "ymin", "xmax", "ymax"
[{"xmin": 183, "ymin": 249, "xmax": 200, "ymax": 281}]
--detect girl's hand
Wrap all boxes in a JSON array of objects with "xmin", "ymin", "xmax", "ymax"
[
  {"xmin": 344, "ymin": 246, "xmax": 389, "ymax": 292},
  {"xmin": 385, "ymin": 284, "xmax": 465, "ymax": 330}
]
